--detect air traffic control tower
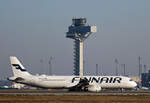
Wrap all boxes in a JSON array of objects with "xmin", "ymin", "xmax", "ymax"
[{"xmin": 66, "ymin": 18, "xmax": 96, "ymax": 76}]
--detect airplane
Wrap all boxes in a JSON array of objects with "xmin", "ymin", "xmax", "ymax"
[{"xmin": 8, "ymin": 56, "xmax": 137, "ymax": 92}]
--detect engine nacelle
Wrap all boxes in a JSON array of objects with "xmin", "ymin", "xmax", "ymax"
[
  {"xmin": 87, "ymin": 83, "xmax": 101, "ymax": 92},
  {"xmin": 7, "ymin": 76, "xmax": 25, "ymax": 83},
  {"xmin": 7, "ymin": 76, "xmax": 17, "ymax": 81}
]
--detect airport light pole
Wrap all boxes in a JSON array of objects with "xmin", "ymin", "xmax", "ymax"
[
  {"xmin": 96, "ymin": 64, "xmax": 98, "ymax": 76},
  {"xmin": 115, "ymin": 59, "xmax": 119, "ymax": 76},
  {"xmin": 121, "ymin": 64, "xmax": 126, "ymax": 76},
  {"xmin": 138, "ymin": 56, "xmax": 142, "ymax": 87},
  {"xmin": 40, "ymin": 59, "xmax": 44, "ymax": 74},
  {"xmin": 144, "ymin": 64, "xmax": 147, "ymax": 73},
  {"xmin": 48, "ymin": 56, "xmax": 53, "ymax": 75},
  {"xmin": 138, "ymin": 56, "xmax": 142, "ymax": 78}
]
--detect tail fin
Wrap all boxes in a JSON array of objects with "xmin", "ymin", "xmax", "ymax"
[{"xmin": 10, "ymin": 56, "xmax": 30, "ymax": 77}]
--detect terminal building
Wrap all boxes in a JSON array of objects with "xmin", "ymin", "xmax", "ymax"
[{"xmin": 141, "ymin": 70, "xmax": 150, "ymax": 88}]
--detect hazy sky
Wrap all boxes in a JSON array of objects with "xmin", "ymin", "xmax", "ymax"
[{"xmin": 0, "ymin": 0, "xmax": 150, "ymax": 79}]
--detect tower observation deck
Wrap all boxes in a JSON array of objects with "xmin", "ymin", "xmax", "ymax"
[{"xmin": 66, "ymin": 18, "xmax": 96, "ymax": 76}]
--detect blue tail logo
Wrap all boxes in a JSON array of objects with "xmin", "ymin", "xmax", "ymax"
[{"xmin": 12, "ymin": 64, "xmax": 26, "ymax": 72}]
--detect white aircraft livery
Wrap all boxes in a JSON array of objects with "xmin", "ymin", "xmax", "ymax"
[{"xmin": 8, "ymin": 56, "xmax": 137, "ymax": 92}]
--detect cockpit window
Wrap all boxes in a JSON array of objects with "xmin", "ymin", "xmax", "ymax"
[{"xmin": 129, "ymin": 79, "xmax": 133, "ymax": 81}]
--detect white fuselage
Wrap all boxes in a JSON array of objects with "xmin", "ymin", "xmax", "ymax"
[{"xmin": 21, "ymin": 75, "xmax": 137, "ymax": 89}]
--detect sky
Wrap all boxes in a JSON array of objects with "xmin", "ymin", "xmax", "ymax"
[{"xmin": 0, "ymin": 0, "xmax": 150, "ymax": 79}]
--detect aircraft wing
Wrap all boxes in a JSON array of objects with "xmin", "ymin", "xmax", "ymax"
[{"xmin": 67, "ymin": 77, "xmax": 89, "ymax": 91}]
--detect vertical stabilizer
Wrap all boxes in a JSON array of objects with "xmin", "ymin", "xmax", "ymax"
[{"xmin": 10, "ymin": 56, "xmax": 30, "ymax": 77}]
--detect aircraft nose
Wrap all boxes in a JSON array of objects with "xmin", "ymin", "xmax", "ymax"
[{"xmin": 132, "ymin": 81, "xmax": 137, "ymax": 88}]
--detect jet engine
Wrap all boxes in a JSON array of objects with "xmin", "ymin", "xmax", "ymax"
[
  {"xmin": 7, "ymin": 77, "xmax": 25, "ymax": 83},
  {"xmin": 87, "ymin": 83, "xmax": 101, "ymax": 92}
]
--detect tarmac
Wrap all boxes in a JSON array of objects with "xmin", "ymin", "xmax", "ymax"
[
  {"xmin": 0, "ymin": 89, "xmax": 150, "ymax": 96},
  {"xmin": 1, "ymin": 90, "xmax": 150, "ymax": 103}
]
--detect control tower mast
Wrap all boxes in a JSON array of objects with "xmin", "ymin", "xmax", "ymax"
[{"xmin": 66, "ymin": 18, "xmax": 96, "ymax": 76}]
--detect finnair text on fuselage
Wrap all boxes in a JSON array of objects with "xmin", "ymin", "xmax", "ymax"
[{"xmin": 72, "ymin": 77, "xmax": 122, "ymax": 84}]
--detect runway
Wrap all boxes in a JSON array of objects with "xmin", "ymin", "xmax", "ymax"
[
  {"xmin": 0, "ymin": 89, "xmax": 150, "ymax": 96},
  {"xmin": 0, "ymin": 90, "xmax": 150, "ymax": 103}
]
